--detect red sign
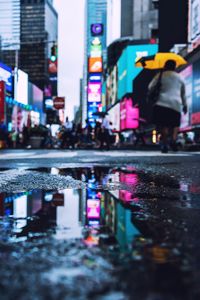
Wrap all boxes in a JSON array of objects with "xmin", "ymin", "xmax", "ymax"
[
  {"xmin": 53, "ymin": 97, "xmax": 65, "ymax": 109},
  {"xmin": 0, "ymin": 81, "xmax": 5, "ymax": 122}
]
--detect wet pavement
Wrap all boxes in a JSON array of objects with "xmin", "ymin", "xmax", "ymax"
[{"xmin": 0, "ymin": 150, "xmax": 200, "ymax": 299}]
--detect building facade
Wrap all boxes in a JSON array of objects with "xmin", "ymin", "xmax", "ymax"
[
  {"xmin": 0, "ymin": 0, "xmax": 58, "ymax": 92},
  {"xmin": 121, "ymin": 0, "xmax": 158, "ymax": 40}
]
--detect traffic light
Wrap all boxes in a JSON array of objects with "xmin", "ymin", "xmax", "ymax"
[{"xmin": 50, "ymin": 44, "xmax": 57, "ymax": 62}]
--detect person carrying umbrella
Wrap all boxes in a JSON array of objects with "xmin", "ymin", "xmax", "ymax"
[{"xmin": 148, "ymin": 59, "xmax": 187, "ymax": 153}]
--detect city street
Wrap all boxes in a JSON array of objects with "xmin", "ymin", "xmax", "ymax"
[{"xmin": 0, "ymin": 149, "xmax": 200, "ymax": 299}]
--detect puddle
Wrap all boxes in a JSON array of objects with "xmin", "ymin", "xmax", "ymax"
[{"xmin": 0, "ymin": 166, "xmax": 200, "ymax": 299}]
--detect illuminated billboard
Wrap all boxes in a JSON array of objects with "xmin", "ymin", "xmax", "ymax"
[
  {"xmin": 91, "ymin": 23, "xmax": 104, "ymax": 36},
  {"xmin": 192, "ymin": 59, "xmax": 200, "ymax": 125},
  {"xmin": 188, "ymin": 0, "xmax": 200, "ymax": 50},
  {"xmin": 0, "ymin": 62, "xmax": 12, "ymax": 93},
  {"xmin": 87, "ymin": 199, "xmax": 100, "ymax": 219},
  {"xmin": 90, "ymin": 44, "xmax": 102, "ymax": 57},
  {"xmin": 120, "ymin": 98, "xmax": 139, "ymax": 130},
  {"xmin": 88, "ymin": 82, "xmax": 101, "ymax": 102},
  {"xmin": 117, "ymin": 44, "xmax": 158, "ymax": 99},
  {"xmin": 89, "ymin": 57, "xmax": 103, "ymax": 73},
  {"xmin": 14, "ymin": 69, "xmax": 28, "ymax": 105}
]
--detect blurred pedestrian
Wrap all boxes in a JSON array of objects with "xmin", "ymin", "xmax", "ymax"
[
  {"xmin": 100, "ymin": 115, "xmax": 110, "ymax": 150},
  {"xmin": 148, "ymin": 60, "xmax": 187, "ymax": 153}
]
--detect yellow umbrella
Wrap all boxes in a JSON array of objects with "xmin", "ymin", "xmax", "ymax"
[{"xmin": 135, "ymin": 52, "xmax": 187, "ymax": 69}]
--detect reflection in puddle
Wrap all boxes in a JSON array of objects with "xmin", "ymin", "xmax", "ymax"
[{"xmin": 0, "ymin": 167, "xmax": 142, "ymax": 250}]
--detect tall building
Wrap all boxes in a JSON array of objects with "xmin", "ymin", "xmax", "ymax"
[
  {"xmin": 121, "ymin": 0, "xmax": 158, "ymax": 40},
  {"xmin": 82, "ymin": 0, "xmax": 107, "ymax": 126},
  {"xmin": 0, "ymin": 0, "xmax": 58, "ymax": 92}
]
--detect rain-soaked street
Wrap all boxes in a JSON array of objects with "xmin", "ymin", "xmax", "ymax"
[{"xmin": 0, "ymin": 149, "xmax": 200, "ymax": 300}]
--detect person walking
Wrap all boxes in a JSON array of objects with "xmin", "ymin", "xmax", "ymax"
[
  {"xmin": 148, "ymin": 60, "xmax": 187, "ymax": 153},
  {"xmin": 100, "ymin": 115, "xmax": 110, "ymax": 150}
]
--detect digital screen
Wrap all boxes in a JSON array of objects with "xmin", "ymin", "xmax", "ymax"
[
  {"xmin": 90, "ymin": 44, "xmax": 102, "ymax": 57},
  {"xmin": 117, "ymin": 44, "xmax": 158, "ymax": 99},
  {"xmin": 88, "ymin": 82, "xmax": 101, "ymax": 102},
  {"xmin": 44, "ymin": 98, "xmax": 53, "ymax": 109},
  {"xmin": 15, "ymin": 69, "xmax": 28, "ymax": 105},
  {"xmin": 89, "ymin": 57, "xmax": 102, "ymax": 73},
  {"xmin": 120, "ymin": 98, "xmax": 139, "ymax": 130},
  {"xmin": 89, "ymin": 74, "xmax": 102, "ymax": 82},
  {"xmin": 87, "ymin": 199, "xmax": 100, "ymax": 219},
  {"xmin": 91, "ymin": 23, "xmax": 103, "ymax": 36},
  {"xmin": 0, "ymin": 62, "xmax": 12, "ymax": 92}
]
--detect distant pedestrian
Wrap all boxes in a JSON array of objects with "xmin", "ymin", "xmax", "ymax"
[
  {"xmin": 148, "ymin": 60, "xmax": 187, "ymax": 153},
  {"xmin": 100, "ymin": 115, "xmax": 110, "ymax": 150}
]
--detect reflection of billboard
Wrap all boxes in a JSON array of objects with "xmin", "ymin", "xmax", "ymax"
[
  {"xmin": 117, "ymin": 44, "xmax": 158, "ymax": 99},
  {"xmin": 87, "ymin": 199, "xmax": 100, "ymax": 219},
  {"xmin": 0, "ymin": 62, "xmax": 12, "ymax": 93},
  {"xmin": 192, "ymin": 59, "xmax": 200, "ymax": 125},
  {"xmin": 188, "ymin": 0, "xmax": 200, "ymax": 49},
  {"xmin": 119, "ymin": 172, "xmax": 139, "ymax": 202},
  {"xmin": 88, "ymin": 82, "xmax": 101, "ymax": 102},
  {"xmin": 180, "ymin": 65, "xmax": 193, "ymax": 129},
  {"xmin": 120, "ymin": 98, "xmax": 139, "ymax": 130},
  {"xmin": 89, "ymin": 57, "xmax": 102, "ymax": 73},
  {"xmin": 106, "ymin": 66, "xmax": 118, "ymax": 107},
  {"xmin": 108, "ymin": 103, "xmax": 120, "ymax": 131},
  {"xmin": 15, "ymin": 69, "xmax": 28, "ymax": 105}
]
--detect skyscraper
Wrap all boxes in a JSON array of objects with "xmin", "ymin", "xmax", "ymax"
[
  {"xmin": 82, "ymin": 0, "xmax": 107, "ymax": 126},
  {"xmin": 0, "ymin": 0, "xmax": 58, "ymax": 92}
]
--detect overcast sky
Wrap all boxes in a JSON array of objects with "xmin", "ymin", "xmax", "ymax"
[{"xmin": 54, "ymin": 0, "xmax": 85, "ymax": 120}]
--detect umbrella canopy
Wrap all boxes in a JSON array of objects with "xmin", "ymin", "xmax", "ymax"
[{"xmin": 135, "ymin": 52, "xmax": 187, "ymax": 69}]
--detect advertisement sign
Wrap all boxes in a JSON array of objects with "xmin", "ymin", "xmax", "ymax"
[
  {"xmin": 192, "ymin": 59, "xmax": 200, "ymax": 124},
  {"xmin": 108, "ymin": 103, "xmax": 120, "ymax": 131},
  {"xmin": 120, "ymin": 98, "xmax": 139, "ymax": 130},
  {"xmin": 106, "ymin": 66, "xmax": 118, "ymax": 107},
  {"xmin": 89, "ymin": 57, "xmax": 103, "ymax": 73},
  {"xmin": 15, "ymin": 69, "xmax": 28, "ymax": 105},
  {"xmin": 91, "ymin": 23, "xmax": 104, "ymax": 36},
  {"xmin": 117, "ymin": 44, "xmax": 158, "ymax": 99},
  {"xmin": 90, "ymin": 44, "xmax": 102, "ymax": 57},
  {"xmin": 0, "ymin": 81, "xmax": 5, "ymax": 122},
  {"xmin": 188, "ymin": 0, "xmax": 200, "ymax": 49},
  {"xmin": 89, "ymin": 74, "xmax": 102, "ymax": 82},
  {"xmin": 0, "ymin": 62, "xmax": 12, "ymax": 93},
  {"xmin": 87, "ymin": 199, "xmax": 100, "ymax": 219},
  {"xmin": 88, "ymin": 82, "xmax": 101, "ymax": 102},
  {"xmin": 180, "ymin": 65, "xmax": 193, "ymax": 129},
  {"xmin": 33, "ymin": 85, "xmax": 43, "ymax": 110}
]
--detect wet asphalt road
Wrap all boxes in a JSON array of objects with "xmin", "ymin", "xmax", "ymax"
[{"xmin": 0, "ymin": 149, "xmax": 200, "ymax": 300}]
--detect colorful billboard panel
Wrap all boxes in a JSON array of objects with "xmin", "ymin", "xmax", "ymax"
[
  {"xmin": 14, "ymin": 69, "xmax": 28, "ymax": 105},
  {"xmin": 91, "ymin": 23, "xmax": 104, "ymax": 36},
  {"xmin": 90, "ymin": 44, "xmax": 102, "ymax": 57},
  {"xmin": 88, "ymin": 82, "xmax": 101, "ymax": 102},
  {"xmin": 117, "ymin": 44, "xmax": 158, "ymax": 99},
  {"xmin": 0, "ymin": 62, "xmax": 12, "ymax": 93},
  {"xmin": 89, "ymin": 57, "xmax": 103, "ymax": 73},
  {"xmin": 188, "ymin": 0, "xmax": 200, "ymax": 50},
  {"xmin": 120, "ymin": 98, "xmax": 139, "ymax": 130},
  {"xmin": 87, "ymin": 199, "xmax": 100, "ymax": 219},
  {"xmin": 0, "ymin": 81, "xmax": 5, "ymax": 122},
  {"xmin": 180, "ymin": 65, "xmax": 193, "ymax": 130},
  {"xmin": 192, "ymin": 59, "xmax": 200, "ymax": 125},
  {"xmin": 89, "ymin": 74, "xmax": 102, "ymax": 82},
  {"xmin": 108, "ymin": 103, "xmax": 120, "ymax": 131}
]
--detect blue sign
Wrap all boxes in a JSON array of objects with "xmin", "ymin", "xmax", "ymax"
[
  {"xmin": 117, "ymin": 44, "xmax": 158, "ymax": 99},
  {"xmin": 0, "ymin": 62, "xmax": 12, "ymax": 93},
  {"xmin": 89, "ymin": 73, "xmax": 102, "ymax": 82}
]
